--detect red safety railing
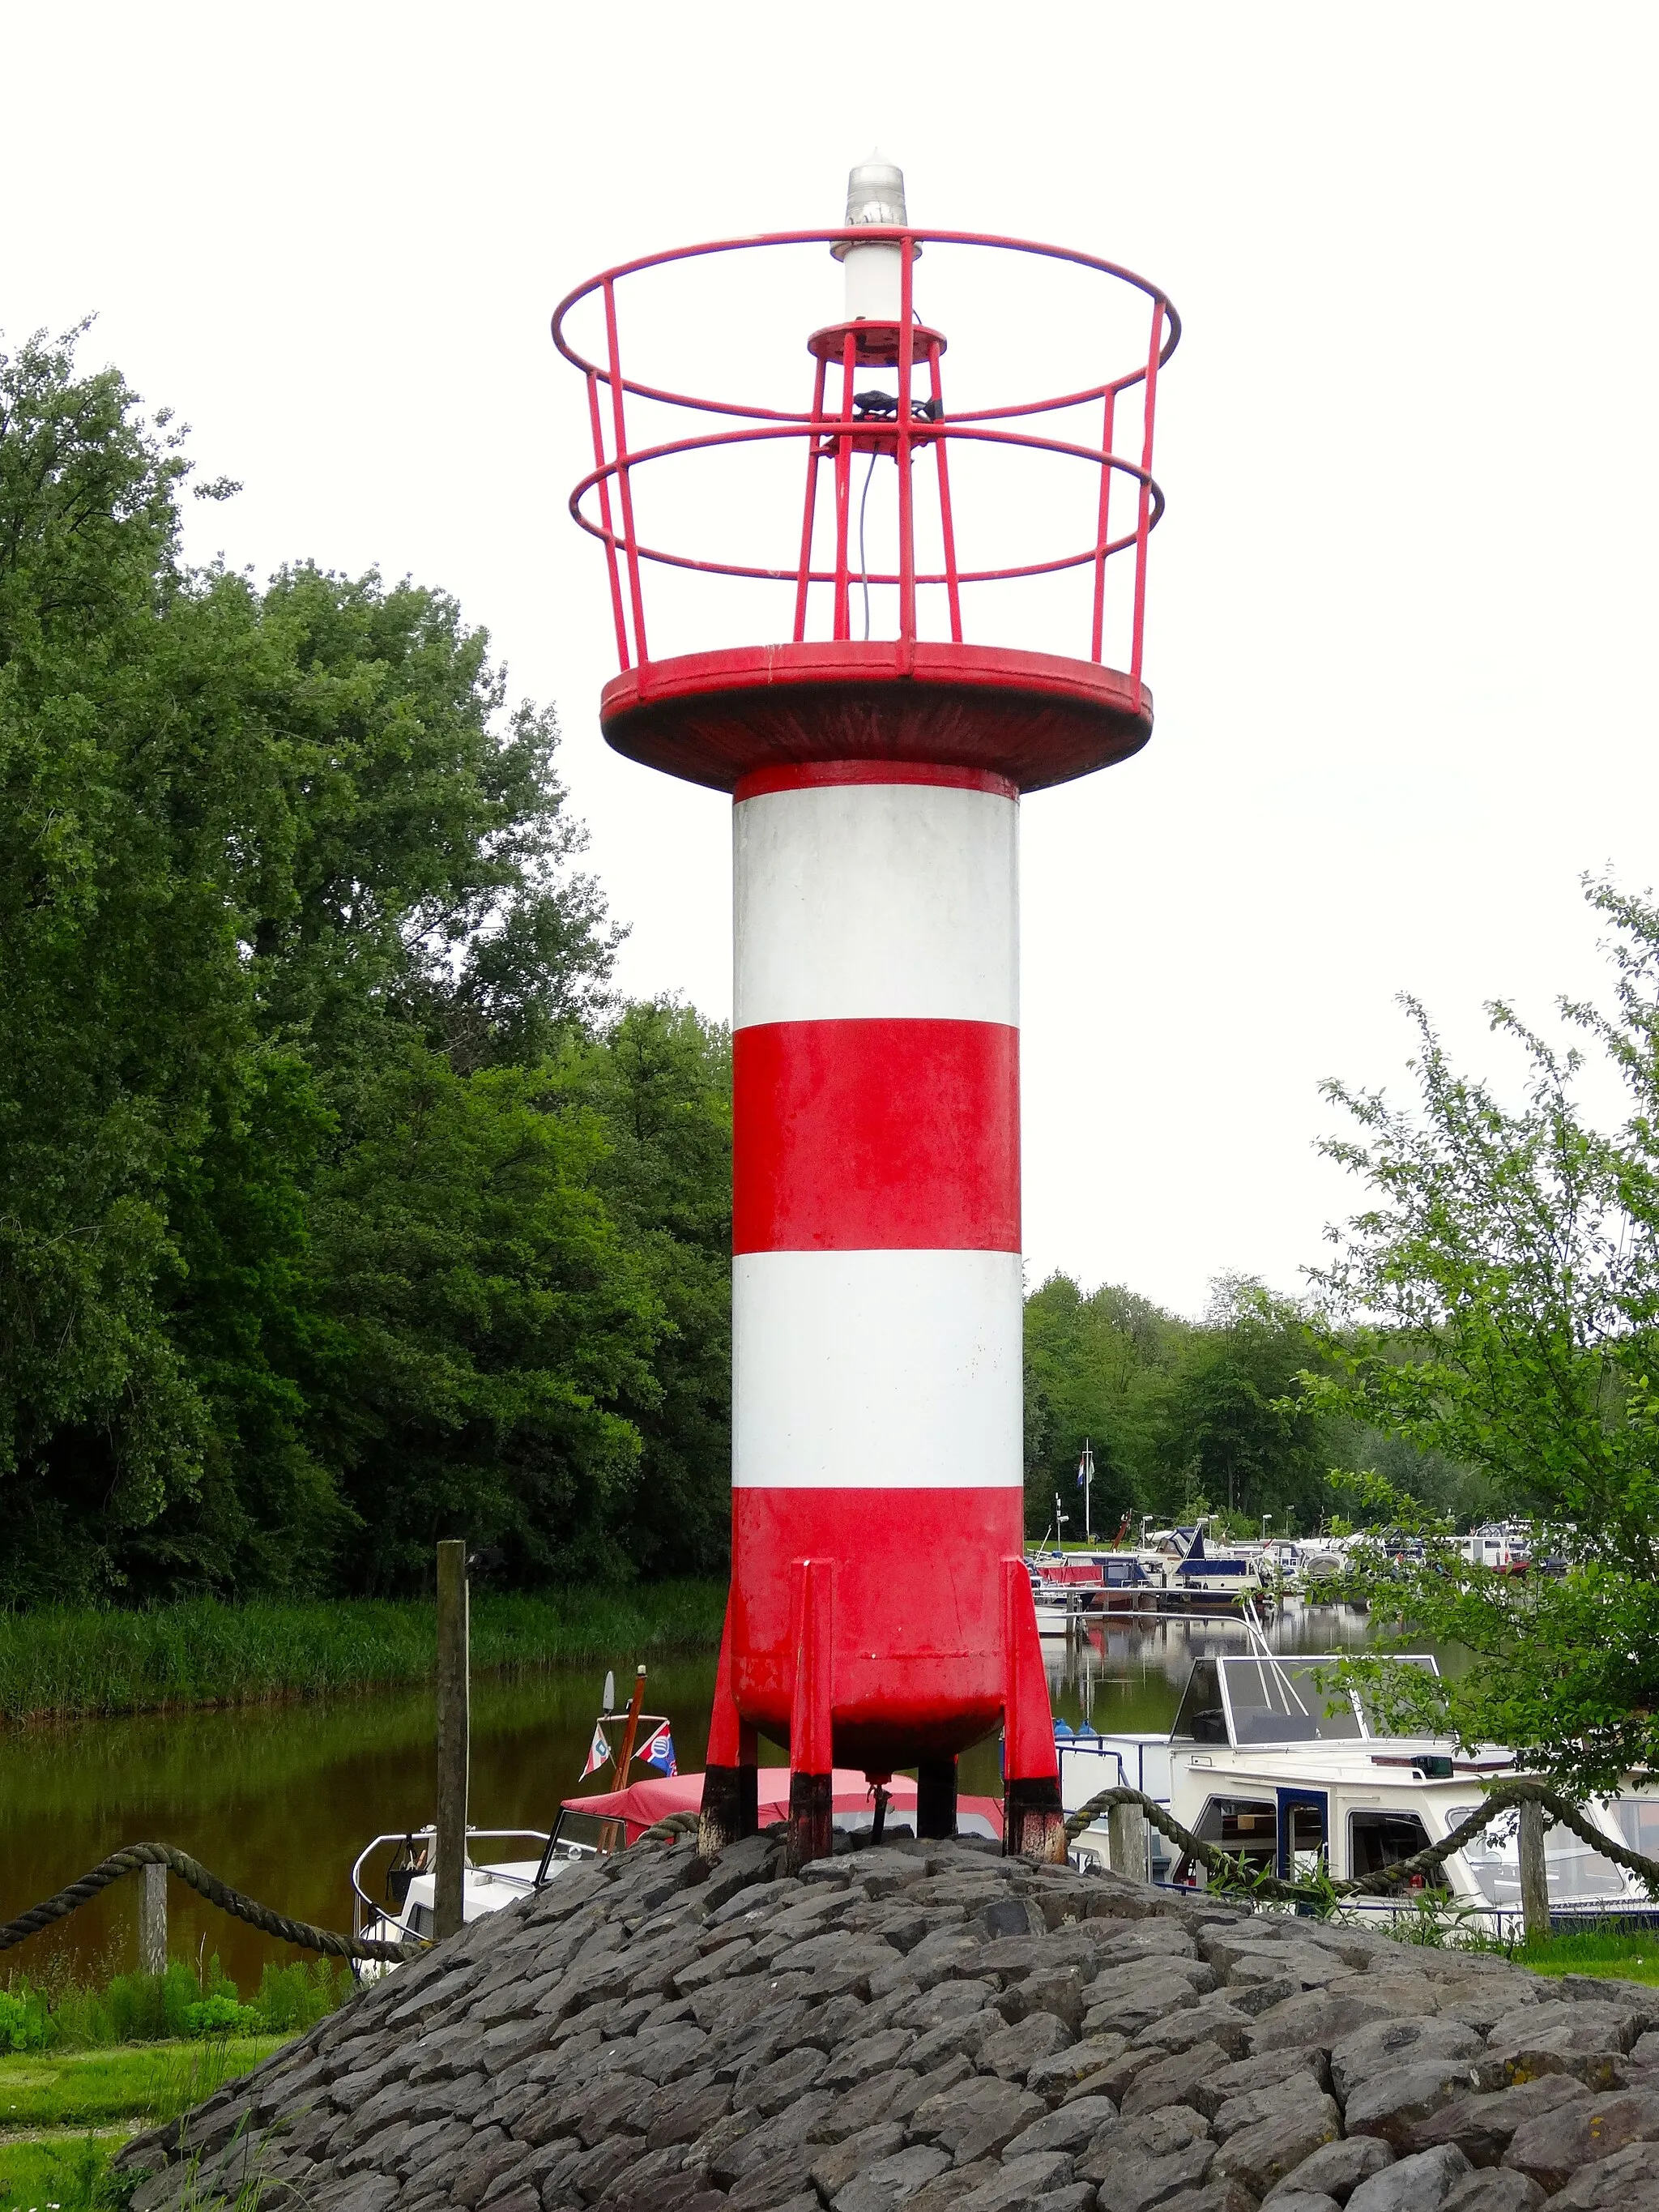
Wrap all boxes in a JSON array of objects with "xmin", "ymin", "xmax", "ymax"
[{"xmin": 552, "ymin": 229, "xmax": 1179, "ymax": 686}]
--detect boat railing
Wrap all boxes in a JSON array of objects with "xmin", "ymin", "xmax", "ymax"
[{"xmin": 350, "ymin": 1826, "xmax": 551, "ymax": 1938}]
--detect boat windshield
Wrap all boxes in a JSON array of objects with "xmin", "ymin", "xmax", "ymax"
[{"xmin": 1221, "ymin": 1658, "xmax": 1363, "ymax": 1743}]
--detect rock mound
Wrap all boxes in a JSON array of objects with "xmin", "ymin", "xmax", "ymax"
[{"xmin": 114, "ymin": 1837, "xmax": 1659, "ymax": 2212}]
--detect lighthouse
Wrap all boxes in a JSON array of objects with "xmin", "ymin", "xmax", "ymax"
[{"xmin": 552, "ymin": 160, "xmax": 1177, "ymax": 1864}]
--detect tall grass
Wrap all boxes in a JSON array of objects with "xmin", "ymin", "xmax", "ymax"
[
  {"xmin": 1, "ymin": 1959, "xmax": 349, "ymax": 2053},
  {"xmin": 0, "ymin": 1581, "xmax": 725, "ymax": 1723}
]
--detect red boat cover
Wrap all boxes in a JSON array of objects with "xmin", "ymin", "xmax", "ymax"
[{"xmin": 561, "ymin": 1767, "xmax": 1003, "ymax": 1846}]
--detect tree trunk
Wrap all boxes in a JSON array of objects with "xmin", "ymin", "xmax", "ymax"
[{"xmin": 1518, "ymin": 1799, "xmax": 1550, "ymax": 1946}]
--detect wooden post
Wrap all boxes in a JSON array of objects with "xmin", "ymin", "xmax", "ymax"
[
  {"xmin": 139, "ymin": 1861, "xmax": 167, "ymax": 1975},
  {"xmin": 1519, "ymin": 1799, "xmax": 1550, "ymax": 1946},
  {"xmin": 435, "ymin": 1539, "xmax": 470, "ymax": 1941},
  {"xmin": 1108, "ymin": 1799, "xmax": 1150, "ymax": 1885},
  {"xmin": 600, "ymin": 1666, "xmax": 647, "ymax": 1854}
]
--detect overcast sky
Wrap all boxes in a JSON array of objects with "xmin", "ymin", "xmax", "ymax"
[{"xmin": 8, "ymin": 4, "xmax": 1656, "ymax": 1318}]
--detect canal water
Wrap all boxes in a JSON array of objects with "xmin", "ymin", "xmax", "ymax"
[{"xmin": 1, "ymin": 1604, "xmax": 1375, "ymax": 1992}]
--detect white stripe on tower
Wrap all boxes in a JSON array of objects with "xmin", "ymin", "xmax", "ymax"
[{"xmin": 731, "ymin": 769, "xmax": 1022, "ymax": 1495}]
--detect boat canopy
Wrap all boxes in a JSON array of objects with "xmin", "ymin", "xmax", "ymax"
[
  {"xmin": 1173, "ymin": 1653, "xmax": 1441, "ymax": 1747},
  {"xmin": 561, "ymin": 1768, "xmax": 1004, "ymax": 1846}
]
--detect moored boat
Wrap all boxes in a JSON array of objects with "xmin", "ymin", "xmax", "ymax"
[{"xmin": 1058, "ymin": 1644, "xmax": 1659, "ymax": 1933}]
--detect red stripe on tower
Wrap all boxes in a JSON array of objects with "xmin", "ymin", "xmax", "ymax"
[{"xmin": 732, "ymin": 1018, "xmax": 1020, "ymax": 1253}]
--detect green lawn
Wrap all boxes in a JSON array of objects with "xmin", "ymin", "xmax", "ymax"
[
  {"xmin": 1516, "ymin": 1925, "xmax": 1659, "ymax": 1984},
  {"xmin": 0, "ymin": 2133, "xmax": 117, "ymax": 2212},
  {"xmin": 0, "ymin": 2039, "xmax": 288, "ymax": 2212},
  {"xmin": 0, "ymin": 2041, "xmax": 285, "ymax": 2133}
]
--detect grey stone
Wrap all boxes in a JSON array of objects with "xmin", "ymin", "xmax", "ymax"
[
  {"xmin": 952, "ymin": 2151, "xmax": 1075, "ymax": 2211},
  {"xmin": 1438, "ymin": 2176, "xmax": 1544, "ymax": 2212},
  {"xmin": 1408, "ymin": 2073, "xmax": 1588, "ymax": 2166},
  {"xmin": 1077, "ymin": 2132, "xmax": 1215, "ymax": 2211},
  {"xmin": 1011, "ymin": 1967, "xmax": 1088, "ymax": 2034},
  {"xmin": 1028, "ymin": 2189, "xmax": 1098, "ymax": 2212},
  {"xmin": 1258, "ymin": 2196, "xmax": 1341, "ymax": 2212},
  {"xmin": 1081, "ymin": 1968, "xmax": 1206, "ymax": 2039},
  {"xmin": 809, "ymin": 2123, "xmax": 909, "ymax": 2197},
  {"xmin": 1211, "ymin": 2076, "xmax": 1320, "ymax": 2143},
  {"xmin": 978, "ymin": 2012, "xmax": 1076, "ymax": 2082},
  {"xmin": 833, "ymin": 2143, "xmax": 953, "ymax": 2210},
  {"xmin": 1332, "ymin": 2021, "xmax": 1484, "ymax": 2107},
  {"xmin": 1248, "ymin": 1988, "xmax": 1427, "ymax": 2056},
  {"xmin": 1132, "ymin": 1999, "xmax": 1256, "ymax": 2061},
  {"xmin": 908, "ymin": 2073, "xmax": 1047, "ymax": 2164},
  {"xmin": 1212, "ymin": 2093, "xmax": 1341, "ymax": 2197},
  {"xmin": 906, "ymin": 2161, "xmax": 1003, "ymax": 2212},
  {"xmin": 1154, "ymin": 2186, "xmax": 1273, "ymax": 2212},
  {"xmin": 909, "ymin": 2009, "xmax": 1006, "ymax": 2070},
  {"xmin": 1503, "ymin": 2086, "xmax": 1659, "ymax": 2193},
  {"xmin": 1347, "ymin": 2145, "xmax": 1473, "ymax": 2212},
  {"xmin": 1480, "ymin": 2004, "xmax": 1637, "ymax": 2091},
  {"xmin": 734, "ymin": 2041, "xmax": 829, "ymax": 2115},
  {"xmin": 1343, "ymin": 2062, "xmax": 1483, "ymax": 2149},
  {"xmin": 1026, "ymin": 2036, "xmax": 1129, "ymax": 2103},
  {"xmin": 1002, "ymin": 2096, "xmax": 1119, "ymax": 2159},
  {"xmin": 1263, "ymin": 2133, "xmax": 1396, "ymax": 2204},
  {"xmin": 898, "ymin": 1979, "xmax": 1000, "ymax": 2031},
  {"xmin": 1195, "ymin": 2045, "xmax": 1329, "ymax": 2120},
  {"xmin": 821, "ymin": 2026, "xmax": 919, "ymax": 2090},
  {"xmin": 1549, "ymin": 2138, "xmax": 1659, "ymax": 2209},
  {"xmin": 1120, "ymin": 2044, "xmax": 1235, "ymax": 2118}
]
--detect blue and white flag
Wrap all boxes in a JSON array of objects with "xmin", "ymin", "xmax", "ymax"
[
  {"xmin": 582, "ymin": 1723, "xmax": 612, "ymax": 1777},
  {"xmin": 636, "ymin": 1721, "xmax": 676, "ymax": 1776}
]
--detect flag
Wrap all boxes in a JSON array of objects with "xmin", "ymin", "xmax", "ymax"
[
  {"xmin": 582, "ymin": 1723, "xmax": 612, "ymax": 1777},
  {"xmin": 636, "ymin": 1720, "xmax": 676, "ymax": 1776}
]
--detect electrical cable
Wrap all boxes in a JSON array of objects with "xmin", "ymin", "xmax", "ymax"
[{"xmin": 858, "ymin": 449, "xmax": 878, "ymax": 641}]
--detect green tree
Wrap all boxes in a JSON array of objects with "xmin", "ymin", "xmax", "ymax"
[
  {"xmin": 0, "ymin": 322, "xmax": 710, "ymax": 1602},
  {"xmin": 1023, "ymin": 1275, "xmax": 1183, "ymax": 1539},
  {"xmin": 556, "ymin": 1001, "xmax": 733, "ymax": 1576},
  {"xmin": 1157, "ymin": 1275, "xmax": 1328, "ymax": 1531},
  {"xmin": 1307, "ymin": 878, "xmax": 1659, "ymax": 1792}
]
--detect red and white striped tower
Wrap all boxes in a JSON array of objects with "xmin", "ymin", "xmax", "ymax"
[{"xmin": 552, "ymin": 159, "xmax": 1178, "ymax": 1864}]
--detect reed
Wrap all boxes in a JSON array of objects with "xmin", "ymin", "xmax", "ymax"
[{"xmin": 0, "ymin": 1582, "xmax": 725, "ymax": 1723}]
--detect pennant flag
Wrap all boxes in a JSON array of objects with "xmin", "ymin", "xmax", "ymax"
[
  {"xmin": 582, "ymin": 1723, "xmax": 612, "ymax": 1777},
  {"xmin": 636, "ymin": 1720, "xmax": 676, "ymax": 1776}
]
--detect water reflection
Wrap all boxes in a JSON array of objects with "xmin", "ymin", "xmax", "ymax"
[{"xmin": 2, "ymin": 1603, "xmax": 1382, "ymax": 1988}]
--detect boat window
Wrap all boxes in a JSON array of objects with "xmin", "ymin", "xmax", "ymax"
[
  {"xmin": 1613, "ymin": 1796, "xmax": 1659, "ymax": 1860},
  {"xmin": 1220, "ymin": 1658, "xmax": 1361, "ymax": 1744},
  {"xmin": 1172, "ymin": 1659, "xmax": 1229, "ymax": 1744},
  {"xmin": 1448, "ymin": 1808, "xmax": 1628, "ymax": 1906},
  {"xmin": 1350, "ymin": 1810, "xmax": 1436, "ymax": 1883},
  {"xmin": 408, "ymin": 1904, "xmax": 433, "ymax": 1937},
  {"xmin": 1172, "ymin": 1795, "xmax": 1277, "ymax": 1885}
]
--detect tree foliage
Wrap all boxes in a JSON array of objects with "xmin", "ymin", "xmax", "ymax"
[
  {"xmin": 1021, "ymin": 1270, "xmax": 1333, "ymax": 1539},
  {"xmin": 0, "ymin": 323, "xmax": 731, "ymax": 1603},
  {"xmin": 1307, "ymin": 879, "xmax": 1659, "ymax": 1791}
]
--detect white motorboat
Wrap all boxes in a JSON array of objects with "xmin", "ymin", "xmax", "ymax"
[{"xmin": 1058, "ymin": 1645, "xmax": 1659, "ymax": 1933}]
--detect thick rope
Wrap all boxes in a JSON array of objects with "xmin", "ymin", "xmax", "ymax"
[
  {"xmin": 1064, "ymin": 1779, "xmax": 1659, "ymax": 1908},
  {"xmin": 629, "ymin": 1812, "xmax": 702, "ymax": 1849},
  {"xmin": 0, "ymin": 1844, "xmax": 422, "ymax": 1962}
]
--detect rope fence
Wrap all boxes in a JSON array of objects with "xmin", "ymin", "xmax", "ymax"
[
  {"xmin": 1063, "ymin": 1778, "xmax": 1659, "ymax": 1907},
  {"xmin": 8, "ymin": 1780, "xmax": 1657, "ymax": 1962},
  {"xmin": 0, "ymin": 1843, "xmax": 421, "ymax": 1963}
]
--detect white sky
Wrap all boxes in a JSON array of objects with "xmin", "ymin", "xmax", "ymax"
[{"xmin": 6, "ymin": 3, "xmax": 1656, "ymax": 1318}]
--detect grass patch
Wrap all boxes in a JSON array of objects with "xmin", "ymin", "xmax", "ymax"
[
  {"xmin": 0, "ymin": 2041, "xmax": 286, "ymax": 2131},
  {"xmin": 0, "ymin": 2131, "xmax": 117, "ymax": 2212},
  {"xmin": 1514, "ymin": 1924, "xmax": 1659, "ymax": 1984},
  {"xmin": 2, "ymin": 1959, "xmax": 349, "ymax": 2056},
  {"xmin": 0, "ymin": 1581, "xmax": 724, "ymax": 1722}
]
